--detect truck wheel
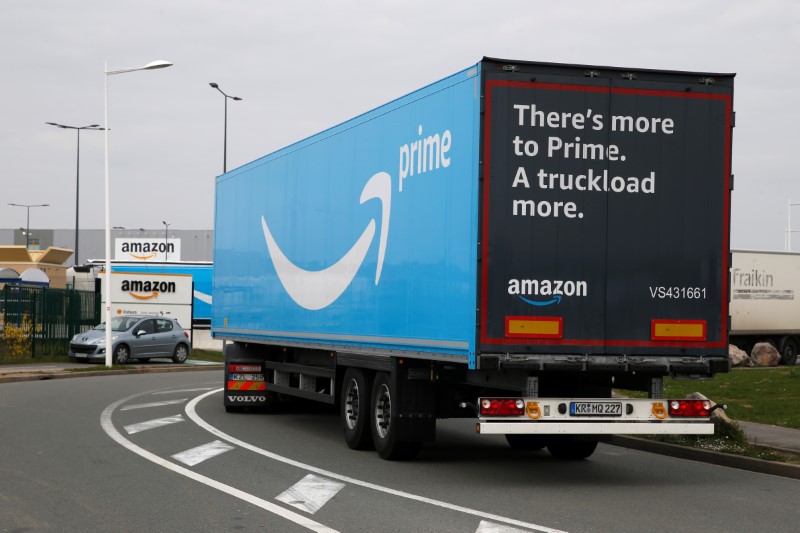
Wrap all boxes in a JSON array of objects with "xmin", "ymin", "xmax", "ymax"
[
  {"xmin": 546, "ymin": 437, "xmax": 598, "ymax": 460},
  {"xmin": 371, "ymin": 372, "xmax": 421, "ymax": 460},
  {"xmin": 779, "ymin": 336, "xmax": 799, "ymax": 366},
  {"xmin": 341, "ymin": 368, "xmax": 374, "ymax": 450},
  {"xmin": 113, "ymin": 345, "xmax": 130, "ymax": 365},
  {"xmin": 505, "ymin": 434, "xmax": 546, "ymax": 451}
]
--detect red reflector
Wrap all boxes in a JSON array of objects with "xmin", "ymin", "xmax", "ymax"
[
  {"xmin": 480, "ymin": 398, "xmax": 525, "ymax": 416},
  {"xmin": 668, "ymin": 400, "xmax": 711, "ymax": 417},
  {"xmin": 229, "ymin": 364, "xmax": 262, "ymax": 373}
]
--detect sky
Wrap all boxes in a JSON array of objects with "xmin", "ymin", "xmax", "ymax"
[{"xmin": 1, "ymin": 0, "xmax": 798, "ymax": 251}]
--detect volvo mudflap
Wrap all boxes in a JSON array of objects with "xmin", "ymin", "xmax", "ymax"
[{"xmin": 224, "ymin": 357, "xmax": 270, "ymax": 412}]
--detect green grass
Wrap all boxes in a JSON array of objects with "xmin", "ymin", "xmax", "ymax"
[
  {"xmin": 620, "ymin": 367, "xmax": 800, "ymax": 430},
  {"xmin": 613, "ymin": 367, "xmax": 800, "ymax": 462}
]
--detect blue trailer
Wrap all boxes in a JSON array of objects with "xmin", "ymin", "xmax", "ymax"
[{"xmin": 213, "ymin": 58, "xmax": 734, "ymax": 460}]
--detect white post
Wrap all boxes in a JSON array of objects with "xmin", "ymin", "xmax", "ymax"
[
  {"xmin": 104, "ymin": 60, "xmax": 113, "ymax": 368},
  {"xmin": 102, "ymin": 59, "xmax": 173, "ymax": 367}
]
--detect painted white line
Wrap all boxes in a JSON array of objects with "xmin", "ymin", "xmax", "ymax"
[
  {"xmin": 121, "ymin": 399, "xmax": 188, "ymax": 411},
  {"xmin": 477, "ymin": 520, "xmax": 538, "ymax": 533},
  {"xmin": 152, "ymin": 387, "xmax": 218, "ymax": 395},
  {"xmin": 187, "ymin": 389, "xmax": 567, "ymax": 533},
  {"xmin": 276, "ymin": 474, "xmax": 345, "ymax": 514},
  {"xmin": 150, "ymin": 385, "xmax": 217, "ymax": 395},
  {"xmin": 124, "ymin": 415, "xmax": 184, "ymax": 435},
  {"xmin": 172, "ymin": 440, "xmax": 235, "ymax": 466},
  {"xmin": 102, "ymin": 395, "xmax": 338, "ymax": 533}
]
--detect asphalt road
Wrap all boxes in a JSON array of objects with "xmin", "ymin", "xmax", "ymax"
[{"xmin": 1, "ymin": 370, "xmax": 798, "ymax": 533}]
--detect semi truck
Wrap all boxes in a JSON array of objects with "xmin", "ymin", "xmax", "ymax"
[
  {"xmin": 212, "ymin": 57, "xmax": 735, "ymax": 460},
  {"xmin": 730, "ymin": 250, "xmax": 800, "ymax": 365}
]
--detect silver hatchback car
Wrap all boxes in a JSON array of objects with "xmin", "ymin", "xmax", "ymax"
[{"xmin": 68, "ymin": 315, "xmax": 191, "ymax": 364}]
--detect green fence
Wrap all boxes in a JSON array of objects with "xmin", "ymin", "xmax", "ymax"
[{"xmin": 1, "ymin": 285, "xmax": 101, "ymax": 357}]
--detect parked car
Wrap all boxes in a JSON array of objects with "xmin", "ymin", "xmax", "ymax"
[{"xmin": 68, "ymin": 315, "xmax": 191, "ymax": 364}]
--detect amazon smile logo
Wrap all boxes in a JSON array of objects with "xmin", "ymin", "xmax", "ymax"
[
  {"xmin": 261, "ymin": 171, "xmax": 392, "ymax": 311},
  {"xmin": 508, "ymin": 277, "xmax": 588, "ymax": 307},
  {"xmin": 120, "ymin": 241, "xmax": 174, "ymax": 260},
  {"xmin": 120, "ymin": 279, "xmax": 176, "ymax": 300}
]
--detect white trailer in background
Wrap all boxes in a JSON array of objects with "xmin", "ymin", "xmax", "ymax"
[{"xmin": 730, "ymin": 250, "xmax": 800, "ymax": 365}]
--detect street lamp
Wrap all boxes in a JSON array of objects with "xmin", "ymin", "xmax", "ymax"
[
  {"xmin": 103, "ymin": 59, "xmax": 173, "ymax": 368},
  {"xmin": 162, "ymin": 220, "xmax": 171, "ymax": 262},
  {"xmin": 209, "ymin": 82, "xmax": 242, "ymax": 173},
  {"xmin": 8, "ymin": 203, "xmax": 50, "ymax": 249},
  {"xmin": 46, "ymin": 122, "xmax": 104, "ymax": 266}
]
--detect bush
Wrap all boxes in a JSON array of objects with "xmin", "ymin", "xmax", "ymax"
[{"xmin": 0, "ymin": 315, "xmax": 33, "ymax": 358}]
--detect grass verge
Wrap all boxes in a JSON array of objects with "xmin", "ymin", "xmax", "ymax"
[{"xmin": 618, "ymin": 366, "xmax": 800, "ymax": 429}]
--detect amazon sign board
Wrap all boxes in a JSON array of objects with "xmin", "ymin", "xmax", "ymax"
[
  {"xmin": 115, "ymin": 238, "xmax": 181, "ymax": 262},
  {"xmin": 102, "ymin": 271, "xmax": 192, "ymax": 328}
]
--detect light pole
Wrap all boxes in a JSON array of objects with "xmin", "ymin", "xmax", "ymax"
[
  {"xmin": 162, "ymin": 220, "xmax": 171, "ymax": 261},
  {"xmin": 46, "ymin": 122, "xmax": 104, "ymax": 266},
  {"xmin": 209, "ymin": 82, "xmax": 242, "ymax": 173},
  {"xmin": 8, "ymin": 203, "xmax": 50, "ymax": 249},
  {"xmin": 104, "ymin": 59, "xmax": 173, "ymax": 368}
]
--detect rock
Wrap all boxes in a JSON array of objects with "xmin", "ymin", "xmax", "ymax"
[
  {"xmin": 750, "ymin": 342, "xmax": 781, "ymax": 367},
  {"xmin": 728, "ymin": 344, "xmax": 753, "ymax": 367}
]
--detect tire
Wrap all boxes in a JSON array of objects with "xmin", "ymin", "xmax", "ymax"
[
  {"xmin": 371, "ymin": 372, "xmax": 422, "ymax": 460},
  {"xmin": 172, "ymin": 344, "xmax": 189, "ymax": 364},
  {"xmin": 546, "ymin": 437, "xmax": 598, "ymax": 460},
  {"xmin": 341, "ymin": 368, "xmax": 374, "ymax": 450},
  {"xmin": 113, "ymin": 344, "xmax": 130, "ymax": 365},
  {"xmin": 779, "ymin": 336, "xmax": 799, "ymax": 366},
  {"xmin": 505, "ymin": 434, "xmax": 547, "ymax": 451}
]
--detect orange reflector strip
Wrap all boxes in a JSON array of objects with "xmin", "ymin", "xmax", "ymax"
[
  {"xmin": 227, "ymin": 381, "xmax": 266, "ymax": 391},
  {"xmin": 651, "ymin": 320, "xmax": 707, "ymax": 341},
  {"xmin": 505, "ymin": 316, "xmax": 563, "ymax": 339}
]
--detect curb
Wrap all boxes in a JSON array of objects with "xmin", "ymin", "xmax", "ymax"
[
  {"xmin": 610, "ymin": 435, "xmax": 800, "ymax": 480},
  {"xmin": 0, "ymin": 364, "xmax": 222, "ymax": 384}
]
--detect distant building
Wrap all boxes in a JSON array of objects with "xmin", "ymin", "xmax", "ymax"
[
  {"xmin": 0, "ymin": 246, "xmax": 74, "ymax": 288},
  {"xmin": 0, "ymin": 228, "xmax": 214, "ymax": 267}
]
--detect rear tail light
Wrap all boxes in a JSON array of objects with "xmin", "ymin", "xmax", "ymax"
[
  {"xmin": 480, "ymin": 398, "xmax": 525, "ymax": 416},
  {"xmin": 184, "ymin": 331, "xmax": 189, "ymax": 339},
  {"xmin": 668, "ymin": 399, "xmax": 712, "ymax": 417},
  {"xmin": 229, "ymin": 364, "xmax": 262, "ymax": 373}
]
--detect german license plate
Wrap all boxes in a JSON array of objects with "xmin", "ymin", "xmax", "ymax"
[
  {"xmin": 569, "ymin": 401, "xmax": 622, "ymax": 417},
  {"xmin": 229, "ymin": 373, "xmax": 265, "ymax": 382}
]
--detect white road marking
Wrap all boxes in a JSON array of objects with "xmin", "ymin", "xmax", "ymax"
[
  {"xmin": 187, "ymin": 389, "xmax": 567, "ymax": 533},
  {"xmin": 102, "ymin": 396, "xmax": 339, "ymax": 533},
  {"xmin": 172, "ymin": 439, "xmax": 235, "ymax": 466},
  {"xmin": 276, "ymin": 474, "xmax": 345, "ymax": 514},
  {"xmin": 124, "ymin": 414, "xmax": 184, "ymax": 435},
  {"xmin": 152, "ymin": 387, "xmax": 218, "ymax": 395},
  {"xmin": 477, "ymin": 520, "xmax": 538, "ymax": 533},
  {"xmin": 121, "ymin": 399, "xmax": 188, "ymax": 411}
]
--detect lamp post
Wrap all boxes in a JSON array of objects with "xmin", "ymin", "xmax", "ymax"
[
  {"xmin": 8, "ymin": 203, "xmax": 50, "ymax": 249},
  {"xmin": 45, "ymin": 122, "xmax": 104, "ymax": 266},
  {"xmin": 162, "ymin": 220, "xmax": 171, "ymax": 262},
  {"xmin": 104, "ymin": 59, "xmax": 173, "ymax": 368},
  {"xmin": 209, "ymin": 83, "xmax": 242, "ymax": 173}
]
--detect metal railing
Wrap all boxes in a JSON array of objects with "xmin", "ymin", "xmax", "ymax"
[{"xmin": 1, "ymin": 285, "xmax": 100, "ymax": 357}]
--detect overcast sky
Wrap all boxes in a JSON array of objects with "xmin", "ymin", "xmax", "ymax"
[{"xmin": 1, "ymin": 1, "xmax": 798, "ymax": 251}]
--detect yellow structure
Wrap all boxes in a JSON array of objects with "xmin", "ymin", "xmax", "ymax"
[{"xmin": 0, "ymin": 246, "xmax": 74, "ymax": 289}]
